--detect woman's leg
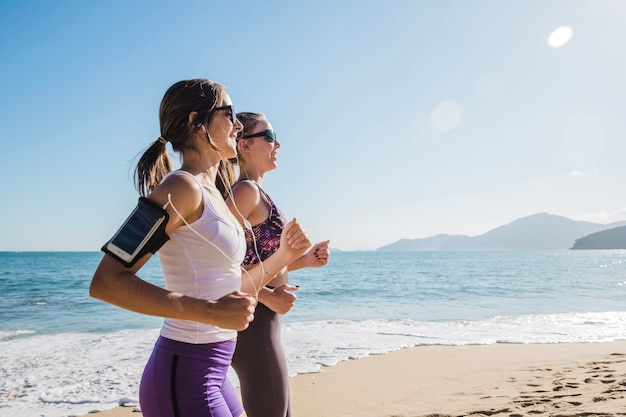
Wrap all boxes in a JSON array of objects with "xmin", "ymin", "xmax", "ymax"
[
  {"xmin": 140, "ymin": 336, "xmax": 243, "ymax": 417},
  {"xmin": 232, "ymin": 303, "xmax": 290, "ymax": 417}
]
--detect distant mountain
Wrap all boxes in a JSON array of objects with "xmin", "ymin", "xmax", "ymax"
[
  {"xmin": 377, "ymin": 213, "xmax": 626, "ymax": 251},
  {"xmin": 571, "ymin": 226, "xmax": 626, "ymax": 249},
  {"xmin": 382, "ymin": 234, "xmax": 472, "ymax": 251}
]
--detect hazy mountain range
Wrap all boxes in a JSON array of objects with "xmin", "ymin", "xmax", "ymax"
[{"xmin": 377, "ymin": 212, "xmax": 626, "ymax": 251}]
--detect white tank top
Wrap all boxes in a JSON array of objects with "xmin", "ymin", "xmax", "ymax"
[{"xmin": 157, "ymin": 170, "xmax": 245, "ymax": 344}]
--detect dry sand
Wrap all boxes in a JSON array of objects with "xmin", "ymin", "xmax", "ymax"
[{"xmin": 82, "ymin": 341, "xmax": 626, "ymax": 417}]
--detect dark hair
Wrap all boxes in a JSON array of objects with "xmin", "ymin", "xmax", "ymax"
[
  {"xmin": 236, "ymin": 112, "xmax": 266, "ymax": 140},
  {"xmin": 214, "ymin": 112, "xmax": 266, "ymax": 199},
  {"xmin": 134, "ymin": 79, "xmax": 227, "ymax": 196},
  {"xmin": 215, "ymin": 159, "xmax": 236, "ymax": 200}
]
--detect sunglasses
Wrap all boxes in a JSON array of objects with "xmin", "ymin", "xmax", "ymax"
[
  {"xmin": 241, "ymin": 129, "xmax": 277, "ymax": 143},
  {"xmin": 213, "ymin": 105, "xmax": 236, "ymax": 124}
]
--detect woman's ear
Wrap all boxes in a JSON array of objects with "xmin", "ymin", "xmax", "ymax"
[
  {"xmin": 237, "ymin": 139, "xmax": 248, "ymax": 152},
  {"xmin": 188, "ymin": 111, "xmax": 199, "ymax": 126}
]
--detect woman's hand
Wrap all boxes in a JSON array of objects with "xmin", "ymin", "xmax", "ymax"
[
  {"xmin": 208, "ymin": 291, "xmax": 258, "ymax": 330},
  {"xmin": 258, "ymin": 284, "xmax": 299, "ymax": 314},
  {"xmin": 243, "ymin": 218, "xmax": 311, "ymax": 294},
  {"xmin": 288, "ymin": 240, "xmax": 330, "ymax": 272},
  {"xmin": 305, "ymin": 240, "xmax": 330, "ymax": 267},
  {"xmin": 279, "ymin": 218, "xmax": 311, "ymax": 262}
]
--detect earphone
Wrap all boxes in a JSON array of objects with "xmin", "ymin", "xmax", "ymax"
[{"xmin": 163, "ymin": 148, "xmax": 269, "ymax": 299}]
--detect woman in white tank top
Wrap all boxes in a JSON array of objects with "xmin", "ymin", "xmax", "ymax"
[{"xmin": 90, "ymin": 79, "xmax": 311, "ymax": 417}]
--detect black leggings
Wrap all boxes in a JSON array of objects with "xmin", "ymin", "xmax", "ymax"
[{"xmin": 231, "ymin": 302, "xmax": 290, "ymax": 417}]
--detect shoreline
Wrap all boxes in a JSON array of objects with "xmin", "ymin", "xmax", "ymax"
[{"xmin": 82, "ymin": 340, "xmax": 626, "ymax": 417}]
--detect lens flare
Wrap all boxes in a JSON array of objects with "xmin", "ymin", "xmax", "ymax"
[{"xmin": 430, "ymin": 100, "xmax": 464, "ymax": 132}]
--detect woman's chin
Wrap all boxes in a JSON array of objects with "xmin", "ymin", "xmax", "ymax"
[{"xmin": 219, "ymin": 145, "xmax": 237, "ymax": 160}]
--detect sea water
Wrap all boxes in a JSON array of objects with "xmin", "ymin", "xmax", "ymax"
[{"xmin": 1, "ymin": 250, "xmax": 626, "ymax": 417}]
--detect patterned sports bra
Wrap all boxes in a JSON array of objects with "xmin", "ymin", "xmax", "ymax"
[{"xmin": 240, "ymin": 181, "xmax": 287, "ymax": 266}]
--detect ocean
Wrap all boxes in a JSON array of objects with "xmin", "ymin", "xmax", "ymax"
[{"xmin": 1, "ymin": 250, "xmax": 626, "ymax": 417}]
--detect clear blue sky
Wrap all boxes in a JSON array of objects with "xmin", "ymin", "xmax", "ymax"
[{"xmin": 1, "ymin": 0, "xmax": 625, "ymax": 251}]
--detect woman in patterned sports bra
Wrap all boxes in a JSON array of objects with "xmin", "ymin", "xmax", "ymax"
[
  {"xmin": 223, "ymin": 112, "xmax": 330, "ymax": 417},
  {"xmin": 90, "ymin": 80, "xmax": 311, "ymax": 417}
]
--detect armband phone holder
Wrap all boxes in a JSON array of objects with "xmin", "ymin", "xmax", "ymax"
[{"xmin": 101, "ymin": 197, "xmax": 170, "ymax": 267}]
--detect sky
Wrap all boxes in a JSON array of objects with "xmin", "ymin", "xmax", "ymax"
[{"xmin": 1, "ymin": 0, "xmax": 626, "ymax": 252}]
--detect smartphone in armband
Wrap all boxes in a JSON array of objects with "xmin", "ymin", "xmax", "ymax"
[{"xmin": 102, "ymin": 197, "xmax": 170, "ymax": 267}]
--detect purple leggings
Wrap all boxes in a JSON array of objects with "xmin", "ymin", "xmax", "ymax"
[{"xmin": 139, "ymin": 336, "xmax": 243, "ymax": 417}]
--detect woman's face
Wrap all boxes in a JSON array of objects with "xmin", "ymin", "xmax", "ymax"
[
  {"xmin": 239, "ymin": 119, "xmax": 281, "ymax": 172},
  {"xmin": 207, "ymin": 94, "xmax": 243, "ymax": 159}
]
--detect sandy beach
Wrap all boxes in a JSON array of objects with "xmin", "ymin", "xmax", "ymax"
[{"xmin": 81, "ymin": 340, "xmax": 626, "ymax": 417}]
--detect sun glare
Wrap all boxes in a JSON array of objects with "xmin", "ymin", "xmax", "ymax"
[
  {"xmin": 430, "ymin": 100, "xmax": 464, "ymax": 132},
  {"xmin": 547, "ymin": 25, "xmax": 573, "ymax": 48}
]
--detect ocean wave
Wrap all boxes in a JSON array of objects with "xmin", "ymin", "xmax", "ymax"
[{"xmin": 0, "ymin": 329, "xmax": 36, "ymax": 342}]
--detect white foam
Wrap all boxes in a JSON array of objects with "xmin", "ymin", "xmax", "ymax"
[{"xmin": 0, "ymin": 329, "xmax": 157, "ymax": 417}]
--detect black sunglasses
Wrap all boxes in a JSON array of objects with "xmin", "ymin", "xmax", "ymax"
[
  {"xmin": 241, "ymin": 129, "xmax": 277, "ymax": 143},
  {"xmin": 213, "ymin": 105, "xmax": 236, "ymax": 124}
]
